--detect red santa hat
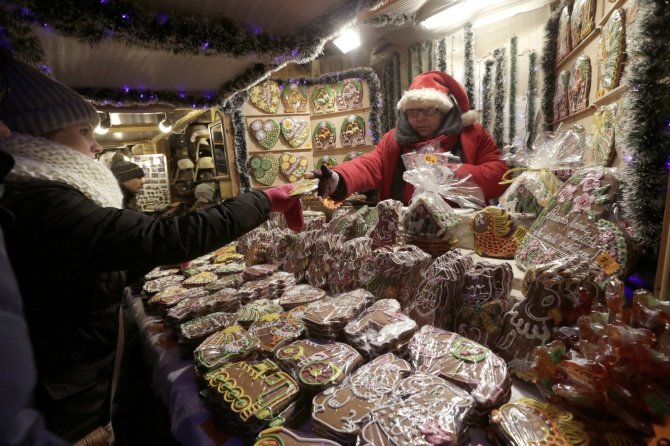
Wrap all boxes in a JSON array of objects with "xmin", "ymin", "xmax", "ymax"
[{"xmin": 397, "ymin": 71, "xmax": 478, "ymax": 127}]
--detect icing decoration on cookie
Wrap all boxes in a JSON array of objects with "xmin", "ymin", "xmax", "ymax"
[
  {"xmin": 315, "ymin": 155, "xmax": 338, "ymax": 171},
  {"xmin": 311, "ymin": 85, "xmax": 336, "ymax": 114},
  {"xmin": 280, "ymin": 83, "xmax": 308, "ymax": 113},
  {"xmin": 312, "ymin": 121, "xmax": 336, "ymax": 150},
  {"xmin": 279, "ymin": 152, "xmax": 309, "ymax": 183},
  {"xmin": 248, "ymin": 154, "xmax": 280, "ymax": 186},
  {"xmin": 250, "ymin": 119, "xmax": 280, "ymax": 150},
  {"xmin": 597, "ymin": 8, "xmax": 626, "ymax": 97},
  {"xmin": 585, "ymin": 104, "xmax": 617, "ymax": 167},
  {"xmin": 556, "ymin": 6, "xmax": 571, "ymax": 62},
  {"xmin": 279, "ymin": 118, "xmax": 309, "ymax": 148},
  {"xmin": 335, "ymin": 78, "xmax": 363, "ymax": 110},
  {"xmin": 249, "ymin": 80, "xmax": 281, "ymax": 114},
  {"xmin": 568, "ymin": 55, "xmax": 591, "ymax": 114},
  {"xmin": 571, "ymin": 0, "xmax": 597, "ymax": 47},
  {"xmin": 340, "ymin": 114, "xmax": 366, "ymax": 147}
]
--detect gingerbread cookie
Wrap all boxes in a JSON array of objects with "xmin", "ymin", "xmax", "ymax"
[
  {"xmin": 194, "ymin": 325, "xmax": 260, "ymax": 372},
  {"xmin": 302, "ymin": 289, "xmax": 373, "ymax": 339},
  {"xmin": 179, "ymin": 311, "xmax": 239, "ymax": 350},
  {"xmin": 236, "ymin": 299, "xmax": 284, "ymax": 328},
  {"xmin": 279, "ymin": 284, "xmax": 327, "ymax": 310},
  {"xmin": 142, "ymin": 274, "xmax": 185, "ymax": 295},
  {"xmin": 166, "ymin": 287, "xmax": 240, "ymax": 326},
  {"xmin": 206, "ymin": 273, "xmax": 244, "ymax": 291},
  {"xmin": 248, "ymin": 313, "xmax": 305, "ymax": 354},
  {"xmin": 471, "ymin": 207, "xmax": 529, "ymax": 258},
  {"xmin": 340, "ymin": 115, "xmax": 366, "ymax": 147},
  {"xmin": 254, "ymin": 427, "xmax": 340, "ymax": 446},
  {"xmin": 249, "ymin": 80, "xmax": 280, "ymax": 114},
  {"xmin": 335, "ymin": 78, "xmax": 363, "ymax": 110},
  {"xmin": 280, "ymin": 118, "xmax": 310, "ymax": 148},
  {"xmin": 369, "ymin": 199, "xmax": 403, "ymax": 250},
  {"xmin": 312, "ymin": 121, "xmax": 337, "ymax": 149},
  {"xmin": 311, "ymin": 85, "xmax": 337, "ymax": 114},
  {"xmin": 280, "ymin": 83, "xmax": 308, "ymax": 113},
  {"xmin": 249, "ymin": 154, "xmax": 280, "ymax": 186},
  {"xmin": 279, "ymin": 152, "xmax": 308, "ymax": 182}
]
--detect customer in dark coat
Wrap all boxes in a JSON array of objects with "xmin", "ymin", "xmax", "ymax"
[
  {"xmin": 0, "ymin": 55, "xmax": 304, "ymax": 441},
  {"xmin": 109, "ymin": 152, "xmax": 145, "ymax": 210}
]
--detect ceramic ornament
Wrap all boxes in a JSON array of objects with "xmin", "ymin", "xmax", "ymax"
[
  {"xmin": 585, "ymin": 103, "xmax": 618, "ymax": 167},
  {"xmin": 568, "ymin": 55, "xmax": 591, "ymax": 114},
  {"xmin": 312, "ymin": 121, "xmax": 336, "ymax": 150},
  {"xmin": 279, "ymin": 152, "xmax": 309, "ymax": 183},
  {"xmin": 553, "ymin": 70, "xmax": 570, "ymax": 122},
  {"xmin": 311, "ymin": 85, "xmax": 337, "ymax": 114},
  {"xmin": 249, "ymin": 119, "xmax": 280, "ymax": 150},
  {"xmin": 335, "ymin": 78, "xmax": 364, "ymax": 110},
  {"xmin": 279, "ymin": 118, "xmax": 309, "ymax": 148},
  {"xmin": 340, "ymin": 114, "xmax": 366, "ymax": 147},
  {"xmin": 556, "ymin": 6, "xmax": 571, "ymax": 62},
  {"xmin": 570, "ymin": 0, "xmax": 596, "ymax": 47},
  {"xmin": 315, "ymin": 155, "xmax": 337, "ymax": 170},
  {"xmin": 597, "ymin": 9, "xmax": 626, "ymax": 98},
  {"xmin": 249, "ymin": 79, "xmax": 281, "ymax": 114},
  {"xmin": 281, "ymin": 83, "xmax": 308, "ymax": 113},
  {"xmin": 343, "ymin": 151, "xmax": 363, "ymax": 162},
  {"xmin": 248, "ymin": 154, "xmax": 280, "ymax": 186}
]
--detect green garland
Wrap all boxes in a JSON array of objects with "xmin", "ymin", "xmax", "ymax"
[
  {"xmin": 508, "ymin": 36, "xmax": 518, "ymax": 144},
  {"xmin": 425, "ymin": 41, "xmax": 433, "ymax": 71},
  {"xmin": 222, "ymin": 92, "xmax": 251, "ymax": 192},
  {"xmin": 481, "ymin": 60, "xmax": 494, "ymax": 131},
  {"xmin": 407, "ymin": 45, "xmax": 414, "ymax": 87},
  {"xmin": 437, "ymin": 37, "xmax": 447, "ymax": 72},
  {"xmin": 363, "ymin": 13, "xmax": 418, "ymax": 27},
  {"xmin": 527, "ymin": 50, "xmax": 538, "ymax": 148},
  {"xmin": 619, "ymin": 0, "xmax": 670, "ymax": 252},
  {"xmin": 463, "ymin": 22, "xmax": 475, "ymax": 107},
  {"xmin": 493, "ymin": 47, "xmax": 506, "ymax": 148},
  {"xmin": 2, "ymin": 0, "xmax": 384, "ymax": 107},
  {"xmin": 541, "ymin": 2, "xmax": 564, "ymax": 131},
  {"xmin": 393, "ymin": 51, "xmax": 401, "ymax": 105},
  {"xmin": 382, "ymin": 59, "xmax": 395, "ymax": 132},
  {"xmin": 416, "ymin": 43, "xmax": 423, "ymax": 74}
]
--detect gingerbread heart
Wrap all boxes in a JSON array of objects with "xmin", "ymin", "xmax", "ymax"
[
  {"xmin": 281, "ymin": 83, "xmax": 308, "ymax": 113},
  {"xmin": 249, "ymin": 119, "xmax": 280, "ymax": 150},
  {"xmin": 336, "ymin": 78, "xmax": 364, "ymax": 110},
  {"xmin": 279, "ymin": 118, "xmax": 309, "ymax": 148},
  {"xmin": 280, "ymin": 152, "xmax": 309, "ymax": 183},
  {"xmin": 248, "ymin": 154, "xmax": 280, "ymax": 186},
  {"xmin": 311, "ymin": 84, "xmax": 337, "ymax": 114},
  {"xmin": 312, "ymin": 121, "xmax": 336, "ymax": 150},
  {"xmin": 248, "ymin": 80, "xmax": 280, "ymax": 114},
  {"xmin": 340, "ymin": 114, "xmax": 366, "ymax": 147}
]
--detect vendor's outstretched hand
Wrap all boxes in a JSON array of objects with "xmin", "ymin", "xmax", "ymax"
[
  {"xmin": 303, "ymin": 164, "xmax": 340, "ymax": 198},
  {"xmin": 263, "ymin": 184, "xmax": 304, "ymax": 232}
]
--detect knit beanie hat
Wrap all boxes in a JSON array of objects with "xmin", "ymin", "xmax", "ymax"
[
  {"xmin": 397, "ymin": 71, "xmax": 478, "ymax": 127},
  {"xmin": 110, "ymin": 153, "xmax": 144, "ymax": 182},
  {"xmin": 0, "ymin": 55, "xmax": 99, "ymax": 136},
  {"xmin": 194, "ymin": 182, "xmax": 216, "ymax": 201}
]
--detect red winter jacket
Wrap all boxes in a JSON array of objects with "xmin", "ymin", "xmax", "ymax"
[{"xmin": 332, "ymin": 122, "xmax": 509, "ymax": 205}]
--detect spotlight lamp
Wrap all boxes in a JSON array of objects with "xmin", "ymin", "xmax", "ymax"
[
  {"xmin": 159, "ymin": 113, "xmax": 173, "ymax": 133},
  {"xmin": 94, "ymin": 111, "xmax": 111, "ymax": 135}
]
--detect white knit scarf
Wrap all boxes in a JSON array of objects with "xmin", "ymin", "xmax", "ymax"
[{"xmin": 0, "ymin": 133, "xmax": 124, "ymax": 208}]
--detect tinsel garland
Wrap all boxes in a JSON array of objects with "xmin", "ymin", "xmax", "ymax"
[
  {"xmin": 382, "ymin": 59, "xmax": 395, "ymax": 132},
  {"xmin": 0, "ymin": 5, "xmax": 43, "ymax": 64},
  {"xmin": 540, "ymin": 1, "xmax": 564, "ymax": 131},
  {"xmin": 416, "ymin": 43, "xmax": 423, "ymax": 74},
  {"xmin": 425, "ymin": 41, "xmax": 433, "ymax": 71},
  {"xmin": 481, "ymin": 60, "xmax": 495, "ymax": 131},
  {"xmin": 526, "ymin": 51, "xmax": 538, "ymax": 148},
  {"xmin": 619, "ymin": 0, "xmax": 670, "ymax": 251},
  {"xmin": 363, "ymin": 13, "xmax": 418, "ymax": 27},
  {"xmin": 407, "ymin": 45, "xmax": 414, "ymax": 87},
  {"xmin": 508, "ymin": 36, "xmax": 518, "ymax": 144},
  {"xmin": 493, "ymin": 47, "xmax": 506, "ymax": 148},
  {"xmin": 222, "ymin": 92, "xmax": 251, "ymax": 192},
  {"xmin": 437, "ymin": 37, "xmax": 447, "ymax": 72},
  {"xmin": 393, "ymin": 52, "xmax": 401, "ymax": 103},
  {"xmin": 463, "ymin": 22, "xmax": 476, "ymax": 107}
]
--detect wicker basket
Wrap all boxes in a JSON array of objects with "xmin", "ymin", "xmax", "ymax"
[{"xmin": 400, "ymin": 232, "xmax": 457, "ymax": 257}]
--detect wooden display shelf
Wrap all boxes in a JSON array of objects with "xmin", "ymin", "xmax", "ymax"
[
  {"xmin": 599, "ymin": 0, "xmax": 628, "ymax": 27},
  {"xmin": 244, "ymin": 112, "xmax": 310, "ymax": 118},
  {"xmin": 593, "ymin": 84, "xmax": 629, "ymax": 107},
  {"xmin": 556, "ymin": 28, "xmax": 601, "ymax": 71},
  {"xmin": 551, "ymin": 104, "xmax": 596, "ymax": 127},
  {"xmin": 310, "ymin": 106, "xmax": 373, "ymax": 120}
]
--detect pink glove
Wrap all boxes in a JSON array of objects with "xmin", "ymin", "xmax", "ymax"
[{"xmin": 263, "ymin": 183, "xmax": 304, "ymax": 232}]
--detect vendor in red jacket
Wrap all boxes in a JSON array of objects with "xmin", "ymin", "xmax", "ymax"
[{"xmin": 308, "ymin": 71, "xmax": 509, "ymax": 205}]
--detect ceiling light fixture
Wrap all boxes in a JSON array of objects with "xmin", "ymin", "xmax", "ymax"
[
  {"xmin": 473, "ymin": 0, "xmax": 549, "ymax": 28},
  {"xmin": 421, "ymin": 0, "xmax": 512, "ymax": 30},
  {"xmin": 159, "ymin": 113, "xmax": 173, "ymax": 133},
  {"xmin": 333, "ymin": 28, "xmax": 361, "ymax": 54},
  {"xmin": 94, "ymin": 111, "xmax": 111, "ymax": 135}
]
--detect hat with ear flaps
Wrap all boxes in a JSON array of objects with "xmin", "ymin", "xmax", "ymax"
[
  {"xmin": 0, "ymin": 55, "xmax": 99, "ymax": 136},
  {"xmin": 397, "ymin": 71, "xmax": 478, "ymax": 127}
]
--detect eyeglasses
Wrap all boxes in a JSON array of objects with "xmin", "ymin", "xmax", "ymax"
[{"xmin": 405, "ymin": 107, "xmax": 440, "ymax": 118}]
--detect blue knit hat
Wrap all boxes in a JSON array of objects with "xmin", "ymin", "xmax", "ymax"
[{"xmin": 0, "ymin": 56, "xmax": 99, "ymax": 136}]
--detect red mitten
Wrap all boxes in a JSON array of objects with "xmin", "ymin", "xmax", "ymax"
[{"xmin": 263, "ymin": 184, "xmax": 304, "ymax": 232}]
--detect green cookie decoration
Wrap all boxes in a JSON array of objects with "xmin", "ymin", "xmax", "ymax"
[
  {"xmin": 280, "ymin": 118, "xmax": 310, "ymax": 148},
  {"xmin": 248, "ymin": 80, "xmax": 280, "ymax": 114},
  {"xmin": 249, "ymin": 119, "xmax": 280, "ymax": 150},
  {"xmin": 280, "ymin": 152, "xmax": 309, "ymax": 183},
  {"xmin": 311, "ymin": 85, "xmax": 337, "ymax": 114},
  {"xmin": 248, "ymin": 154, "xmax": 280, "ymax": 186},
  {"xmin": 281, "ymin": 83, "xmax": 308, "ymax": 113},
  {"xmin": 315, "ymin": 155, "xmax": 338, "ymax": 171},
  {"xmin": 340, "ymin": 114, "xmax": 366, "ymax": 147},
  {"xmin": 335, "ymin": 78, "xmax": 364, "ymax": 110},
  {"xmin": 343, "ymin": 151, "xmax": 363, "ymax": 162},
  {"xmin": 312, "ymin": 121, "xmax": 337, "ymax": 150}
]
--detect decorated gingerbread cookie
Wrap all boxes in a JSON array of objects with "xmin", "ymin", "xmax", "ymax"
[
  {"xmin": 471, "ymin": 207, "xmax": 529, "ymax": 259},
  {"xmin": 279, "ymin": 284, "xmax": 327, "ymax": 310},
  {"xmin": 556, "ymin": 5, "xmax": 571, "ymax": 62},
  {"xmin": 597, "ymin": 8, "xmax": 626, "ymax": 97},
  {"xmin": 179, "ymin": 311, "xmax": 240, "ymax": 348},
  {"xmin": 249, "ymin": 80, "xmax": 281, "ymax": 114},
  {"xmin": 315, "ymin": 155, "xmax": 338, "ymax": 171},
  {"xmin": 280, "ymin": 83, "xmax": 308, "ymax": 113},
  {"xmin": 280, "ymin": 118, "xmax": 310, "ymax": 148},
  {"xmin": 254, "ymin": 427, "xmax": 340, "ymax": 446},
  {"xmin": 585, "ymin": 104, "xmax": 617, "ymax": 167},
  {"xmin": 236, "ymin": 299, "xmax": 284, "ymax": 328},
  {"xmin": 571, "ymin": 0, "xmax": 597, "ymax": 47},
  {"xmin": 335, "ymin": 78, "xmax": 363, "ymax": 110},
  {"xmin": 568, "ymin": 55, "xmax": 591, "ymax": 114},
  {"xmin": 194, "ymin": 325, "xmax": 260, "ymax": 372},
  {"xmin": 312, "ymin": 121, "xmax": 337, "ymax": 149},
  {"xmin": 247, "ymin": 313, "xmax": 305, "ymax": 354},
  {"xmin": 248, "ymin": 154, "xmax": 280, "ymax": 186},
  {"xmin": 340, "ymin": 114, "xmax": 366, "ymax": 147},
  {"xmin": 311, "ymin": 85, "xmax": 337, "ymax": 114},
  {"xmin": 249, "ymin": 119, "xmax": 280, "ymax": 150},
  {"xmin": 279, "ymin": 152, "xmax": 308, "ymax": 183},
  {"xmin": 554, "ymin": 70, "xmax": 570, "ymax": 121}
]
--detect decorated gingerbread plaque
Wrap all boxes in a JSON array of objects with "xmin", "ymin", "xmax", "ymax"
[
  {"xmin": 315, "ymin": 155, "xmax": 337, "ymax": 170},
  {"xmin": 585, "ymin": 103, "xmax": 617, "ymax": 166},
  {"xmin": 340, "ymin": 114, "xmax": 366, "ymax": 147},
  {"xmin": 556, "ymin": 6, "xmax": 571, "ymax": 62},
  {"xmin": 248, "ymin": 313, "xmax": 305, "ymax": 354},
  {"xmin": 280, "ymin": 83, "xmax": 308, "ymax": 113},
  {"xmin": 554, "ymin": 70, "xmax": 570, "ymax": 121},
  {"xmin": 279, "ymin": 152, "xmax": 308, "ymax": 183},
  {"xmin": 311, "ymin": 85, "xmax": 337, "ymax": 114},
  {"xmin": 249, "ymin": 119, "xmax": 280, "ymax": 150},
  {"xmin": 515, "ymin": 167, "xmax": 630, "ymax": 278},
  {"xmin": 279, "ymin": 118, "xmax": 310, "ymax": 148},
  {"xmin": 335, "ymin": 78, "xmax": 363, "ymax": 110},
  {"xmin": 249, "ymin": 80, "xmax": 281, "ymax": 114},
  {"xmin": 571, "ymin": 0, "xmax": 596, "ymax": 46},
  {"xmin": 568, "ymin": 55, "xmax": 591, "ymax": 114},
  {"xmin": 312, "ymin": 121, "xmax": 336, "ymax": 150},
  {"xmin": 597, "ymin": 8, "xmax": 626, "ymax": 97},
  {"xmin": 248, "ymin": 154, "xmax": 280, "ymax": 186}
]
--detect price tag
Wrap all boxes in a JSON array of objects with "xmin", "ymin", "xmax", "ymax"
[
  {"xmin": 423, "ymin": 154, "xmax": 438, "ymax": 164},
  {"xmin": 595, "ymin": 251, "xmax": 620, "ymax": 275}
]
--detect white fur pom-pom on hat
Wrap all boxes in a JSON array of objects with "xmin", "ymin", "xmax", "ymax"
[{"xmin": 397, "ymin": 71, "xmax": 478, "ymax": 127}]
